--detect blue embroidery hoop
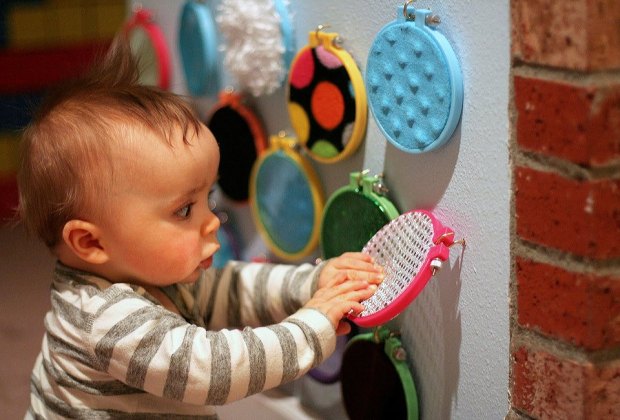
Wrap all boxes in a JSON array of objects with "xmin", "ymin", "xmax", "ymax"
[
  {"xmin": 366, "ymin": 1, "xmax": 463, "ymax": 153},
  {"xmin": 273, "ymin": 0, "xmax": 296, "ymax": 71},
  {"xmin": 178, "ymin": 1, "xmax": 220, "ymax": 96}
]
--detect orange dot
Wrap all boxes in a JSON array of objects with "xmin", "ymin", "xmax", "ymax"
[{"xmin": 311, "ymin": 81, "xmax": 344, "ymax": 130}]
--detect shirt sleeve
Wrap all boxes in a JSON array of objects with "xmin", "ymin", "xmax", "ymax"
[
  {"xmin": 167, "ymin": 260, "xmax": 325, "ymax": 330},
  {"xmin": 80, "ymin": 265, "xmax": 335, "ymax": 406}
]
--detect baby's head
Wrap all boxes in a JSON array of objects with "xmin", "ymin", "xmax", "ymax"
[{"xmin": 18, "ymin": 37, "xmax": 221, "ymax": 286}]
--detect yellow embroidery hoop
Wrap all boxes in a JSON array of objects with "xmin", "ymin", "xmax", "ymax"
[
  {"xmin": 287, "ymin": 26, "xmax": 367, "ymax": 164},
  {"xmin": 249, "ymin": 133, "xmax": 325, "ymax": 261}
]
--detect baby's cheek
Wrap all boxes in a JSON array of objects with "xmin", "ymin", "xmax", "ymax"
[{"xmin": 165, "ymin": 238, "xmax": 201, "ymax": 268}]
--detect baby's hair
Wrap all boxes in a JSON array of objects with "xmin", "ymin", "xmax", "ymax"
[{"xmin": 17, "ymin": 35, "xmax": 204, "ymax": 248}]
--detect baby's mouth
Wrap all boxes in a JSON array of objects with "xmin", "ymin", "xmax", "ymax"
[{"xmin": 199, "ymin": 257, "xmax": 212, "ymax": 270}]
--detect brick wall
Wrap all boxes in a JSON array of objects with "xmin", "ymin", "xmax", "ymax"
[{"xmin": 509, "ymin": 0, "xmax": 620, "ymax": 419}]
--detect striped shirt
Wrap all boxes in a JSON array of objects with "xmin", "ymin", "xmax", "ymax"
[{"xmin": 28, "ymin": 260, "xmax": 336, "ymax": 418}]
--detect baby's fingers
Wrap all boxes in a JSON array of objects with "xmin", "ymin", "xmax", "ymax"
[
  {"xmin": 317, "ymin": 279, "xmax": 376, "ymax": 300},
  {"xmin": 346, "ymin": 267, "xmax": 385, "ymax": 285},
  {"xmin": 335, "ymin": 252, "xmax": 382, "ymax": 272}
]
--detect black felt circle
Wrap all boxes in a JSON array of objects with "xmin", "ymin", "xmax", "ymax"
[
  {"xmin": 208, "ymin": 105, "xmax": 257, "ymax": 202},
  {"xmin": 341, "ymin": 339, "xmax": 408, "ymax": 420}
]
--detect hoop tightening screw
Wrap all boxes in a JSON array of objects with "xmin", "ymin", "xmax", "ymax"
[
  {"xmin": 393, "ymin": 346, "xmax": 407, "ymax": 361},
  {"xmin": 430, "ymin": 258, "xmax": 442, "ymax": 275},
  {"xmin": 426, "ymin": 14, "xmax": 441, "ymax": 26}
]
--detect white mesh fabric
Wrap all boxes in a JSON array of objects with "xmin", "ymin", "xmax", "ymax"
[{"xmin": 359, "ymin": 211, "xmax": 434, "ymax": 317}]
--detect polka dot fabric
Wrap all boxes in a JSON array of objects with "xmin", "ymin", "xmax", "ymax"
[
  {"xmin": 287, "ymin": 31, "xmax": 367, "ymax": 163},
  {"xmin": 366, "ymin": 7, "xmax": 463, "ymax": 153}
]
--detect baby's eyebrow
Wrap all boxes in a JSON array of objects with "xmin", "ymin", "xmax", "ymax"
[{"xmin": 171, "ymin": 179, "xmax": 210, "ymax": 205}]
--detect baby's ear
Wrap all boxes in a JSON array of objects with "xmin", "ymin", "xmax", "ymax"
[{"xmin": 61, "ymin": 220, "xmax": 109, "ymax": 264}]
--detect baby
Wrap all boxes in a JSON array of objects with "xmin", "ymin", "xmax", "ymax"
[{"xmin": 18, "ymin": 37, "xmax": 382, "ymax": 418}]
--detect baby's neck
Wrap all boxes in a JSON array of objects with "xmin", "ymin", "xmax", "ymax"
[{"xmin": 143, "ymin": 286, "xmax": 182, "ymax": 316}]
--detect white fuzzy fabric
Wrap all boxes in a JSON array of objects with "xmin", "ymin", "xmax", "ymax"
[{"xmin": 217, "ymin": 0, "xmax": 289, "ymax": 97}]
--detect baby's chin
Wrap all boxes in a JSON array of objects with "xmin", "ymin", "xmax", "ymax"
[{"xmin": 179, "ymin": 267, "xmax": 205, "ymax": 284}]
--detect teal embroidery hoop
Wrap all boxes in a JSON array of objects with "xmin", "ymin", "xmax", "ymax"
[
  {"xmin": 366, "ymin": 1, "xmax": 463, "ymax": 153},
  {"xmin": 273, "ymin": 0, "xmax": 296, "ymax": 70},
  {"xmin": 179, "ymin": 1, "xmax": 220, "ymax": 96}
]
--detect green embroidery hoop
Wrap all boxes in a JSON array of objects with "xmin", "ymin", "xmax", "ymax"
[{"xmin": 320, "ymin": 171, "xmax": 399, "ymax": 259}]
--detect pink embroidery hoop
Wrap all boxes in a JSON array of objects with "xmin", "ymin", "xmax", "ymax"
[{"xmin": 349, "ymin": 209, "xmax": 465, "ymax": 327}]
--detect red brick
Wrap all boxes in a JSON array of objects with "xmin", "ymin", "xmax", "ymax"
[
  {"xmin": 512, "ymin": 0, "xmax": 620, "ymax": 71},
  {"xmin": 587, "ymin": 0, "xmax": 620, "ymax": 70},
  {"xmin": 512, "ymin": 347, "xmax": 620, "ymax": 419},
  {"xmin": 516, "ymin": 257, "xmax": 620, "ymax": 350},
  {"xmin": 514, "ymin": 76, "xmax": 620, "ymax": 167},
  {"xmin": 515, "ymin": 166, "xmax": 620, "ymax": 259},
  {"xmin": 586, "ymin": 360, "xmax": 620, "ymax": 419}
]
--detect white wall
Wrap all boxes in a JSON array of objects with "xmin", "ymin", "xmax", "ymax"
[{"xmin": 130, "ymin": 1, "xmax": 511, "ymax": 418}]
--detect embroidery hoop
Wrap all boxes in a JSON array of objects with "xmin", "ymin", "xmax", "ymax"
[
  {"xmin": 341, "ymin": 327, "xmax": 419, "ymax": 420},
  {"xmin": 206, "ymin": 89, "xmax": 267, "ymax": 203},
  {"xmin": 178, "ymin": 0, "xmax": 220, "ymax": 96},
  {"xmin": 366, "ymin": 1, "xmax": 463, "ymax": 153},
  {"xmin": 124, "ymin": 6, "xmax": 171, "ymax": 89},
  {"xmin": 287, "ymin": 26, "xmax": 367, "ymax": 164},
  {"xmin": 320, "ymin": 170, "xmax": 399, "ymax": 259},
  {"xmin": 249, "ymin": 133, "xmax": 324, "ymax": 261},
  {"xmin": 349, "ymin": 209, "xmax": 464, "ymax": 327}
]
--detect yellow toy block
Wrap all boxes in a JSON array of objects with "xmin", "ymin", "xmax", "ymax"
[
  {"xmin": 95, "ymin": 2, "xmax": 127, "ymax": 39},
  {"xmin": 0, "ymin": 133, "xmax": 21, "ymax": 177},
  {"xmin": 8, "ymin": 5, "xmax": 52, "ymax": 48},
  {"xmin": 52, "ymin": 6, "xmax": 85, "ymax": 43}
]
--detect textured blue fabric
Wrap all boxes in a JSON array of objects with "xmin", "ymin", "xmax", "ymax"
[
  {"xmin": 255, "ymin": 151, "xmax": 315, "ymax": 254},
  {"xmin": 366, "ymin": 7, "xmax": 463, "ymax": 153}
]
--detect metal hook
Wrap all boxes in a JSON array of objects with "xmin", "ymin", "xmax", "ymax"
[
  {"xmin": 373, "ymin": 173, "xmax": 390, "ymax": 195},
  {"xmin": 356, "ymin": 169, "xmax": 370, "ymax": 187},
  {"xmin": 403, "ymin": 0, "xmax": 441, "ymax": 25},
  {"xmin": 315, "ymin": 23, "xmax": 330, "ymax": 38},
  {"xmin": 434, "ymin": 231, "xmax": 466, "ymax": 249},
  {"xmin": 373, "ymin": 327, "xmax": 380, "ymax": 343},
  {"xmin": 451, "ymin": 238, "xmax": 467, "ymax": 248},
  {"xmin": 403, "ymin": 0, "xmax": 416, "ymax": 20},
  {"xmin": 434, "ymin": 231, "xmax": 454, "ymax": 245},
  {"xmin": 315, "ymin": 24, "xmax": 344, "ymax": 48}
]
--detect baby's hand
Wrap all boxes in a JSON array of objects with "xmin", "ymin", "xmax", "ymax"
[
  {"xmin": 318, "ymin": 252, "xmax": 384, "ymax": 289},
  {"xmin": 304, "ymin": 272, "xmax": 377, "ymax": 335}
]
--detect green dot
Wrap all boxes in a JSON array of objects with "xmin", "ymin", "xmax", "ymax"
[{"xmin": 311, "ymin": 140, "xmax": 339, "ymax": 158}]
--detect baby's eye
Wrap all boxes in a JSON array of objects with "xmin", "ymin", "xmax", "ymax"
[{"xmin": 175, "ymin": 203, "xmax": 194, "ymax": 219}]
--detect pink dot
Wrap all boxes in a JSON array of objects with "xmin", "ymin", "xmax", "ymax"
[{"xmin": 316, "ymin": 46, "xmax": 342, "ymax": 69}]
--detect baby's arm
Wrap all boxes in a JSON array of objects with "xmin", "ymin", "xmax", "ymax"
[
  {"xmin": 171, "ymin": 255, "xmax": 382, "ymax": 332},
  {"xmin": 86, "ymin": 285, "xmax": 340, "ymax": 406},
  {"xmin": 82, "ymin": 257, "xmax": 378, "ymax": 407}
]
